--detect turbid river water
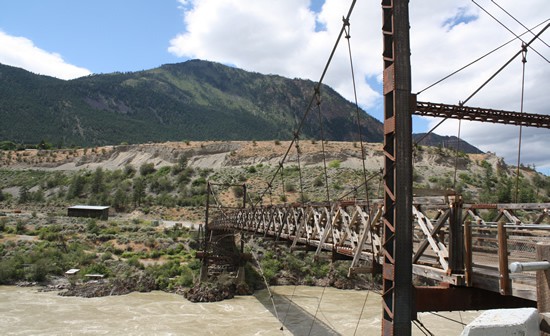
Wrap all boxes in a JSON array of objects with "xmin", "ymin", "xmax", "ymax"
[{"xmin": 0, "ymin": 286, "xmax": 479, "ymax": 335}]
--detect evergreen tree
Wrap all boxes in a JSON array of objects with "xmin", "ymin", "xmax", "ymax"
[
  {"xmin": 18, "ymin": 185, "xmax": 29, "ymax": 204},
  {"xmin": 132, "ymin": 177, "xmax": 146, "ymax": 206},
  {"xmin": 90, "ymin": 167, "xmax": 105, "ymax": 194},
  {"xmin": 66, "ymin": 174, "xmax": 86, "ymax": 200}
]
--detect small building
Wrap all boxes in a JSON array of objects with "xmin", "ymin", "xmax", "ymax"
[{"xmin": 68, "ymin": 205, "xmax": 110, "ymax": 220}]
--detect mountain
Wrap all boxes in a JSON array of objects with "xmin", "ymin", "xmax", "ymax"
[
  {"xmin": 0, "ymin": 60, "xmax": 384, "ymax": 147},
  {"xmin": 413, "ymin": 133, "xmax": 484, "ymax": 154}
]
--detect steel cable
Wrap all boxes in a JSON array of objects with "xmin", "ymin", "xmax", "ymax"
[
  {"xmin": 490, "ymin": 0, "xmax": 549, "ymax": 48},
  {"xmin": 415, "ymin": 23, "xmax": 549, "ymax": 146},
  {"xmin": 416, "ymin": 19, "xmax": 549, "ymax": 95},
  {"xmin": 514, "ymin": 43, "xmax": 527, "ymax": 202},
  {"xmin": 253, "ymin": 0, "xmax": 357, "ymax": 207},
  {"xmin": 472, "ymin": 0, "xmax": 549, "ymax": 63},
  {"xmin": 344, "ymin": 19, "xmax": 371, "ymax": 208}
]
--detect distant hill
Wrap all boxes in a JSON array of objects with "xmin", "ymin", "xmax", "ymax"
[
  {"xmin": 0, "ymin": 60, "xmax": 384, "ymax": 147},
  {"xmin": 413, "ymin": 133, "xmax": 484, "ymax": 154}
]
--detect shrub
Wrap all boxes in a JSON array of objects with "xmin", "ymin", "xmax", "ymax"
[
  {"xmin": 139, "ymin": 163, "xmax": 156, "ymax": 176},
  {"xmin": 328, "ymin": 160, "xmax": 341, "ymax": 169}
]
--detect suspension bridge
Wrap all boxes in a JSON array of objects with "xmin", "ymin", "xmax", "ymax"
[{"xmin": 196, "ymin": 1, "xmax": 550, "ymax": 335}]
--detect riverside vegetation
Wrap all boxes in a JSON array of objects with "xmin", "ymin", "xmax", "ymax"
[{"xmin": 0, "ymin": 140, "xmax": 549, "ymax": 299}]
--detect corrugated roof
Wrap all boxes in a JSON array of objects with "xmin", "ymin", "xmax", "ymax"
[{"xmin": 68, "ymin": 205, "xmax": 110, "ymax": 210}]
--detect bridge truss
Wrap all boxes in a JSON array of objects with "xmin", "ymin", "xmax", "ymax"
[{"xmin": 209, "ymin": 195, "xmax": 549, "ymax": 302}]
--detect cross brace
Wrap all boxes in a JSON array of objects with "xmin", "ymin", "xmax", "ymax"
[{"xmin": 414, "ymin": 98, "xmax": 550, "ymax": 129}]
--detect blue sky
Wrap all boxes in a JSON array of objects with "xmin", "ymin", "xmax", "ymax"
[
  {"xmin": 1, "ymin": 0, "xmax": 183, "ymax": 74},
  {"xmin": 1, "ymin": 0, "xmax": 549, "ymax": 173}
]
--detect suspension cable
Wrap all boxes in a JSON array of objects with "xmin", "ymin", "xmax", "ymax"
[
  {"xmin": 417, "ymin": 19, "xmax": 549, "ymax": 95},
  {"xmin": 253, "ymin": 0, "xmax": 357, "ymax": 207},
  {"xmin": 295, "ymin": 137, "xmax": 306, "ymax": 203},
  {"xmin": 415, "ymin": 23, "xmax": 549, "ymax": 144},
  {"xmin": 316, "ymin": 90, "xmax": 332, "ymax": 203},
  {"xmin": 344, "ymin": 18, "xmax": 371, "ymax": 209},
  {"xmin": 279, "ymin": 162, "xmax": 287, "ymax": 203},
  {"xmin": 337, "ymin": 171, "xmax": 382, "ymax": 201},
  {"xmin": 463, "ymin": 23, "xmax": 547, "ymax": 106},
  {"xmin": 472, "ymin": 0, "xmax": 549, "ymax": 63},
  {"xmin": 515, "ymin": 43, "xmax": 528, "ymax": 202},
  {"xmin": 490, "ymin": 0, "xmax": 549, "ymax": 48}
]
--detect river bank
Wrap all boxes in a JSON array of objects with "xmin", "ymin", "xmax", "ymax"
[{"xmin": 0, "ymin": 285, "xmax": 480, "ymax": 335}]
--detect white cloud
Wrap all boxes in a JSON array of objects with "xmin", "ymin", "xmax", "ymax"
[
  {"xmin": 168, "ymin": 0, "xmax": 381, "ymax": 107},
  {"xmin": 170, "ymin": 0, "xmax": 550, "ymax": 172},
  {"xmin": 0, "ymin": 31, "xmax": 91, "ymax": 80},
  {"xmin": 409, "ymin": 0, "xmax": 550, "ymax": 172}
]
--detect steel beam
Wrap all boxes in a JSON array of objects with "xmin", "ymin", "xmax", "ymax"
[
  {"xmin": 414, "ymin": 285, "xmax": 536, "ymax": 312},
  {"xmin": 381, "ymin": 0, "xmax": 413, "ymax": 335},
  {"xmin": 414, "ymin": 100, "xmax": 550, "ymax": 129}
]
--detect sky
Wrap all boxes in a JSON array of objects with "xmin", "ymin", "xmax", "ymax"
[{"xmin": 1, "ymin": 0, "xmax": 549, "ymax": 173}]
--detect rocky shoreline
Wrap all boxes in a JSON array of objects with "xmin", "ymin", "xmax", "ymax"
[{"xmin": 15, "ymin": 266, "xmax": 379, "ymax": 303}]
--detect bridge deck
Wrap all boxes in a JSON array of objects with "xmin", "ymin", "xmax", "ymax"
[{"xmin": 208, "ymin": 200, "xmax": 549, "ymax": 303}]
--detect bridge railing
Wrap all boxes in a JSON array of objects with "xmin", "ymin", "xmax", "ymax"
[{"xmin": 462, "ymin": 203, "xmax": 550, "ymax": 300}]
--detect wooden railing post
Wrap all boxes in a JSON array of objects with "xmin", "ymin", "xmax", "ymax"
[
  {"xmin": 464, "ymin": 220, "xmax": 472, "ymax": 286},
  {"xmin": 498, "ymin": 221, "xmax": 511, "ymax": 295}
]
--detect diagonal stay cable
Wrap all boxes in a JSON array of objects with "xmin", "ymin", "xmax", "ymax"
[
  {"xmin": 254, "ymin": 0, "xmax": 357, "ymax": 207},
  {"xmin": 316, "ymin": 91, "xmax": 332, "ymax": 203},
  {"xmin": 415, "ymin": 23, "xmax": 549, "ymax": 146},
  {"xmin": 417, "ymin": 18, "xmax": 549, "ymax": 95},
  {"xmin": 472, "ymin": 0, "xmax": 549, "ymax": 63},
  {"xmin": 295, "ymin": 138, "xmax": 306, "ymax": 203},
  {"xmin": 344, "ymin": 18, "xmax": 371, "ymax": 209},
  {"xmin": 490, "ymin": 0, "xmax": 549, "ymax": 48}
]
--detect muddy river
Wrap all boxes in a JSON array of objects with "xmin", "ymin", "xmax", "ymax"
[{"xmin": 0, "ymin": 286, "xmax": 479, "ymax": 335}]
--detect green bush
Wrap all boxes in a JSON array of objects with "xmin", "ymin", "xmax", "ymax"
[
  {"xmin": 139, "ymin": 163, "xmax": 156, "ymax": 176},
  {"xmin": 328, "ymin": 160, "xmax": 341, "ymax": 169}
]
